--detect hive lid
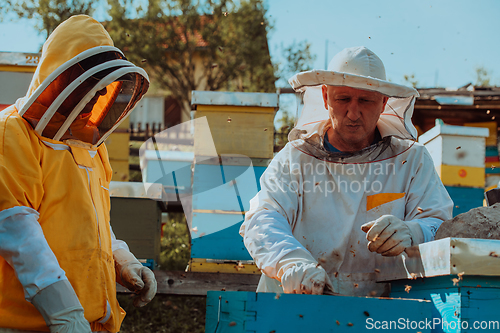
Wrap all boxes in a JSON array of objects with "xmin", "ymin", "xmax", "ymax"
[
  {"xmin": 0, "ymin": 52, "xmax": 40, "ymax": 67},
  {"xmin": 109, "ymin": 181, "xmax": 163, "ymax": 200},
  {"xmin": 376, "ymin": 238, "xmax": 500, "ymax": 282},
  {"xmin": 418, "ymin": 119, "xmax": 489, "ymax": 145},
  {"xmin": 191, "ymin": 91, "xmax": 279, "ymax": 109},
  {"xmin": 142, "ymin": 150, "xmax": 194, "ymax": 162}
]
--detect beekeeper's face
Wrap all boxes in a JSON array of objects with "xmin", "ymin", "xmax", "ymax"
[
  {"xmin": 322, "ymin": 85, "xmax": 388, "ymax": 152},
  {"xmin": 38, "ymin": 66, "xmax": 109, "ymax": 118}
]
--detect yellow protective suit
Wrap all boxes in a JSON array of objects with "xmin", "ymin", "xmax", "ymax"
[{"xmin": 0, "ymin": 15, "xmax": 148, "ymax": 332}]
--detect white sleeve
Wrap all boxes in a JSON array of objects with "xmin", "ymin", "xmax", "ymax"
[
  {"xmin": 110, "ymin": 225, "xmax": 130, "ymax": 252},
  {"xmin": 0, "ymin": 206, "xmax": 67, "ymax": 301},
  {"xmin": 241, "ymin": 209, "xmax": 313, "ymax": 279},
  {"xmin": 240, "ymin": 149, "xmax": 313, "ymax": 279},
  {"xmin": 404, "ymin": 148, "xmax": 454, "ymax": 243}
]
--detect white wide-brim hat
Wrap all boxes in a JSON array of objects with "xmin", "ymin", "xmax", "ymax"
[{"xmin": 288, "ymin": 46, "xmax": 420, "ymax": 140}]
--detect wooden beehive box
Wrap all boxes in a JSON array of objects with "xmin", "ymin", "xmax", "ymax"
[
  {"xmin": 0, "ymin": 52, "xmax": 38, "ymax": 107},
  {"xmin": 105, "ymin": 115, "xmax": 131, "ymax": 182},
  {"xmin": 419, "ymin": 120, "xmax": 489, "ymax": 188},
  {"xmin": 189, "ymin": 156, "xmax": 270, "ymax": 272},
  {"xmin": 464, "ymin": 121, "xmax": 498, "ymax": 147},
  {"xmin": 377, "ymin": 238, "xmax": 500, "ymax": 332},
  {"xmin": 419, "ymin": 120, "xmax": 489, "ymax": 216},
  {"xmin": 191, "ymin": 91, "xmax": 279, "ymax": 159},
  {"xmin": 109, "ymin": 181, "xmax": 164, "ymax": 269},
  {"xmin": 205, "ymin": 291, "xmax": 432, "ymax": 332},
  {"xmin": 140, "ymin": 150, "xmax": 194, "ymax": 200}
]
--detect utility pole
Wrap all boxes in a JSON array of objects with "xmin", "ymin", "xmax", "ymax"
[{"xmin": 325, "ymin": 40, "xmax": 328, "ymax": 69}]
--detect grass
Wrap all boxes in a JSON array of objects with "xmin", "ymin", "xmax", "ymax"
[{"xmin": 118, "ymin": 212, "xmax": 206, "ymax": 332}]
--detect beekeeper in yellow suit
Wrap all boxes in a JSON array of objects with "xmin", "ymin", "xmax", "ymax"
[{"xmin": 0, "ymin": 15, "xmax": 156, "ymax": 332}]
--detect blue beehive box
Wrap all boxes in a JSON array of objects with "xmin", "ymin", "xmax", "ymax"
[
  {"xmin": 445, "ymin": 186, "xmax": 485, "ymax": 216},
  {"xmin": 188, "ymin": 91, "xmax": 278, "ymax": 273},
  {"xmin": 190, "ymin": 156, "xmax": 270, "ymax": 267},
  {"xmin": 205, "ymin": 291, "xmax": 432, "ymax": 332},
  {"xmin": 377, "ymin": 238, "xmax": 500, "ymax": 332}
]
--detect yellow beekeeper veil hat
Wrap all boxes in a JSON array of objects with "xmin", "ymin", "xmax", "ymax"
[{"xmin": 16, "ymin": 15, "xmax": 149, "ymax": 146}]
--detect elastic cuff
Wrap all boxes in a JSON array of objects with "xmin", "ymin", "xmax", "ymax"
[
  {"xmin": 0, "ymin": 206, "xmax": 40, "ymax": 221},
  {"xmin": 405, "ymin": 221, "xmax": 425, "ymax": 245},
  {"xmin": 31, "ymin": 280, "xmax": 81, "ymax": 325}
]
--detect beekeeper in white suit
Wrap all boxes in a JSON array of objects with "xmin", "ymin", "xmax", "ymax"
[{"xmin": 240, "ymin": 46, "xmax": 453, "ymax": 297}]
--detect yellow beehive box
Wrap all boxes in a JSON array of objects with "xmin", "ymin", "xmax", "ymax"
[
  {"xmin": 0, "ymin": 52, "xmax": 39, "ymax": 106},
  {"xmin": 464, "ymin": 121, "xmax": 498, "ymax": 147},
  {"xmin": 188, "ymin": 258, "xmax": 260, "ymax": 274},
  {"xmin": 105, "ymin": 117, "xmax": 130, "ymax": 182},
  {"xmin": 106, "ymin": 132, "xmax": 130, "ymax": 161},
  {"xmin": 192, "ymin": 91, "xmax": 279, "ymax": 159},
  {"xmin": 436, "ymin": 164, "xmax": 485, "ymax": 188},
  {"xmin": 109, "ymin": 160, "xmax": 129, "ymax": 182}
]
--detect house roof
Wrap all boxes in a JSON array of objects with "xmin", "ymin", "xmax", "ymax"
[
  {"xmin": 418, "ymin": 85, "xmax": 500, "ymax": 99},
  {"xmin": 416, "ymin": 85, "xmax": 500, "ymax": 110}
]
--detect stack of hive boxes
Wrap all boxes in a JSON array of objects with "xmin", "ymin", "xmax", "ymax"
[
  {"xmin": 189, "ymin": 91, "xmax": 279, "ymax": 273},
  {"xmin": 419, "ymin": 119, "xmax": 489, "ymax": 216},
  {"xmin": 464, "ymin": 122, "xmax": 500, "ymax": 189}
]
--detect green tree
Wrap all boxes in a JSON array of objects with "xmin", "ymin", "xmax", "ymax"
[
  {"xmin": 274, "ymin": 105, "xmax": 296, "ymax": 151},
  {"xmin": 273, "ymin": 40, "xmax": 315, "ymax": 150},
  {"xmin": 275, "ymin": 39, "xmax": 316, "ymax": 87},
  {"xmin": 475, "ymin": 66, "xmax": 491, "ymax": 87},
  {"xmin": 106, "ymin": 0, "xmax": 277, "ymax": 118},
  {"xmin": 0, "ymin": 0, "xmax": 97, "ymax": 38},
  {"xmin": 1, "ymin": 0, "xmax": 277, "ymax": 118}
]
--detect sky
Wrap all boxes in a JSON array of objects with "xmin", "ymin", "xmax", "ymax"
[{"xmin": 0, "ymin": 0, "xmax": 499, "ymax": 90}]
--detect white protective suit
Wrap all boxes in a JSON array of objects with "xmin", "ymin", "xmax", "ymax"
[{"xmin": 240, "ymin": 46, "xmax": 454, "ymax": 296}]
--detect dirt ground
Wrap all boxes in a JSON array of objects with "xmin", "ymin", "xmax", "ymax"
[{"xmin": 435, "ymin": 203, "xmax": 500, "ymax": 239}]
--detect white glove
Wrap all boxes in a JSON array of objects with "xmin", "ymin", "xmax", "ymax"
[
  {"xmin": 31, "ymin": 280, "xmax": 91, "ymax": 333},
  {"xmin": 361, "ymin": 215, "xmax": 414, "ymax": 256},
  {"xmin": 114, "ymin": 249, "xmax": 157, "ymax": 307},
  {"xmin": 277, "ymin": 251, "xmax": 333, "ymax": 295}
]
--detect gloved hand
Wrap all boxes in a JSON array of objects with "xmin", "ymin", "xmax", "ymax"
[
  {"xmin": 31, "ymin": 279, "xmax": 91, "ymax": 333},
  {"xmin": 277, "ymin": 251, "xmax": 333, "ymax": 295},
  {"xmin": 361, "ymin": 215, "xmax": 413, "ymax": 256},
  {"xmin": 114, "ymin": 249, "xmax": 157, "ymax": 307}
]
